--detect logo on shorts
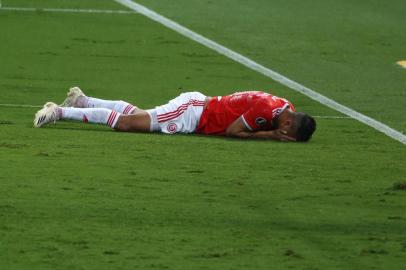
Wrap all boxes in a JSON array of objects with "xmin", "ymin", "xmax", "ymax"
[
  {"xmin": 167, "ymin": 122, "xmax": 178, "ymax": 133},
  {"xmin": 255, "ymin": 117, "xmax": 267, "ymax": 127}
]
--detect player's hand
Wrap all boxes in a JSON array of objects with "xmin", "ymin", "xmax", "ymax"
[{"xmin": 273, "ymin": 129, "xmax": 296, "ymax": 142}]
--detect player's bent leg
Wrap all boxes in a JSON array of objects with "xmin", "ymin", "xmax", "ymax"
[
  {"xmin": 87, "ymin": 97, "xmax": 139, "ymax": 115},
  {"xmin": 114, "ymin": 111, "xmax": 151, "ymax": 132},
  {"xmin": 61, "ymin": 86, "xmax": 140, "ymax": 115}
]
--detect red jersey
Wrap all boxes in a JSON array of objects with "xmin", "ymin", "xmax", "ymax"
[{"xmin": 196, "ymin": 91, "xmax": 295, "ymax": 135}]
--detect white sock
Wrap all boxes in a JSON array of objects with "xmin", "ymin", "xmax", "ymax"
[
  {"xmin": 82, "ymin": 97, "xmax": 136, "ymax": 115},
  {"xmin": 60, "ymin": 107, "xmax": 120, "ymax": 128}
]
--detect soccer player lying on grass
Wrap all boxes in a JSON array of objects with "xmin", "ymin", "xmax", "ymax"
[{"xmin": 34, "ymin": 87, "xmax": 316, "ymax": 142}]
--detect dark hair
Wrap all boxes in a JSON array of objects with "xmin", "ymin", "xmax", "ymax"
[{"xmin": 296, "ymin": 113, "xmax": 316, "ymax": 142}]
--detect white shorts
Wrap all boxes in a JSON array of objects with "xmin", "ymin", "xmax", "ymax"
[{"xmin": 146, "ymin": 92, "xmax": 206, "ymax": 134}]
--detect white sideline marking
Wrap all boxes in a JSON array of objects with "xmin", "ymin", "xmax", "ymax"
[
  {"xmin": 113, "ymin": 0, "xmax": 406, "ymax": 144},
  {"xmin": 0, "ymin": 6, "xmax": 137, "ymax": 14}
]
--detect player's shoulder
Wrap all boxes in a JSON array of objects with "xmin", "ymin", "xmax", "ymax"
[
  {"xmin": 265, "ymin": 94, "xmax": 292, "ymax": 104},
  {"xmin": 229, "ymin": 90, "xmax": 268, "ymax": 97},
  {"xmin": 255, "ymin": 93, "xmax": 277, "ymax": 104},
  {"xmin": 254, "ymin": 94, "xmax": 294, "ymax": 110}
]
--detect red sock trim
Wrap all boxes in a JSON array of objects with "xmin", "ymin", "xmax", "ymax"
[
  {"xmin": 123, "ymin": 104, "xmax": 134, "ymax": 115},
  {"xmin": 107, "ymin": 111, "xmax": 118, "ymax": 127}
]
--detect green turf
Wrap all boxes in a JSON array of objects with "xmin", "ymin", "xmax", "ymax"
[{"xmin": 1, "ymin": 1, "xmax": 405, "ymax": 269}]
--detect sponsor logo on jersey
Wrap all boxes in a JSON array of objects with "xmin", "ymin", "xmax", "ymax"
[{"xmin": 255, "ymin": 117, "xmax": 267, "ymax": 127}]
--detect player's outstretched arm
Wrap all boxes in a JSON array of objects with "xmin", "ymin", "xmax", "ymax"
[{"xmin": 225, "ymin": 117, "xmax": 296, "ymax": 141}]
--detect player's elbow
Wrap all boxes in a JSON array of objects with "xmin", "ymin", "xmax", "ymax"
[{"xmin": 226, "ymin": 117, "xmax": 252, "ymax": 138}]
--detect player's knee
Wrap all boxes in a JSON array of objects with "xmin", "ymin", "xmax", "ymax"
[
  {"xmin": 114, "ymin": 112, "xmax": 151, "ymax": 132},
  {"xmin": 115, "ymin": 115, "xmax": 132, "ymax": 132}
]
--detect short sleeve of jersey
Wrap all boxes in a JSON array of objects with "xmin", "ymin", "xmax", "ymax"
[{"xmin": 241, "ymin": 99, "xmax": 274, "ymax": 131}]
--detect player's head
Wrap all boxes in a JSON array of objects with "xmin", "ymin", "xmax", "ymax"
[{"xmin": 277, "ymin": 109, "xmax": 316, "ymax": 142}]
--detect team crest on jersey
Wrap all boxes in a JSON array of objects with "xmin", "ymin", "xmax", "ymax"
[
  {"xmin": 167, "ymin": 122, "xmax": 178, "ymax": 133},
  {"xmin": 255, "ymin": 117, "xmax": 267, "ymax": 127}
]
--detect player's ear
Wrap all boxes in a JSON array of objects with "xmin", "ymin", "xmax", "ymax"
[{"xmin": 282, "ymin": 116, "xmax": 293, "ymax": 129}]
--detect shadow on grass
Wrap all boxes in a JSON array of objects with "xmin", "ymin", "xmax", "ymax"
[{"xmin": 44, "ymin": 123, "xmax": 283, "ymax": 144}]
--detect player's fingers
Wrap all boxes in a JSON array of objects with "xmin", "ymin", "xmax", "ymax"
[{"xmin": 282, "ymin": 135, "xmax": 296, "ymax": 142}]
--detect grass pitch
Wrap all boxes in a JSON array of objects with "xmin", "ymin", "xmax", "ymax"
[{"xmin": 1, "ymin": 0, "xmax": 405, "ymax": 269}]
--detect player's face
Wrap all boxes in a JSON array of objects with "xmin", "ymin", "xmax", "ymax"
[{"xmin": 278, "ymin": 109, "xmax": 298, "ymax": 139}]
